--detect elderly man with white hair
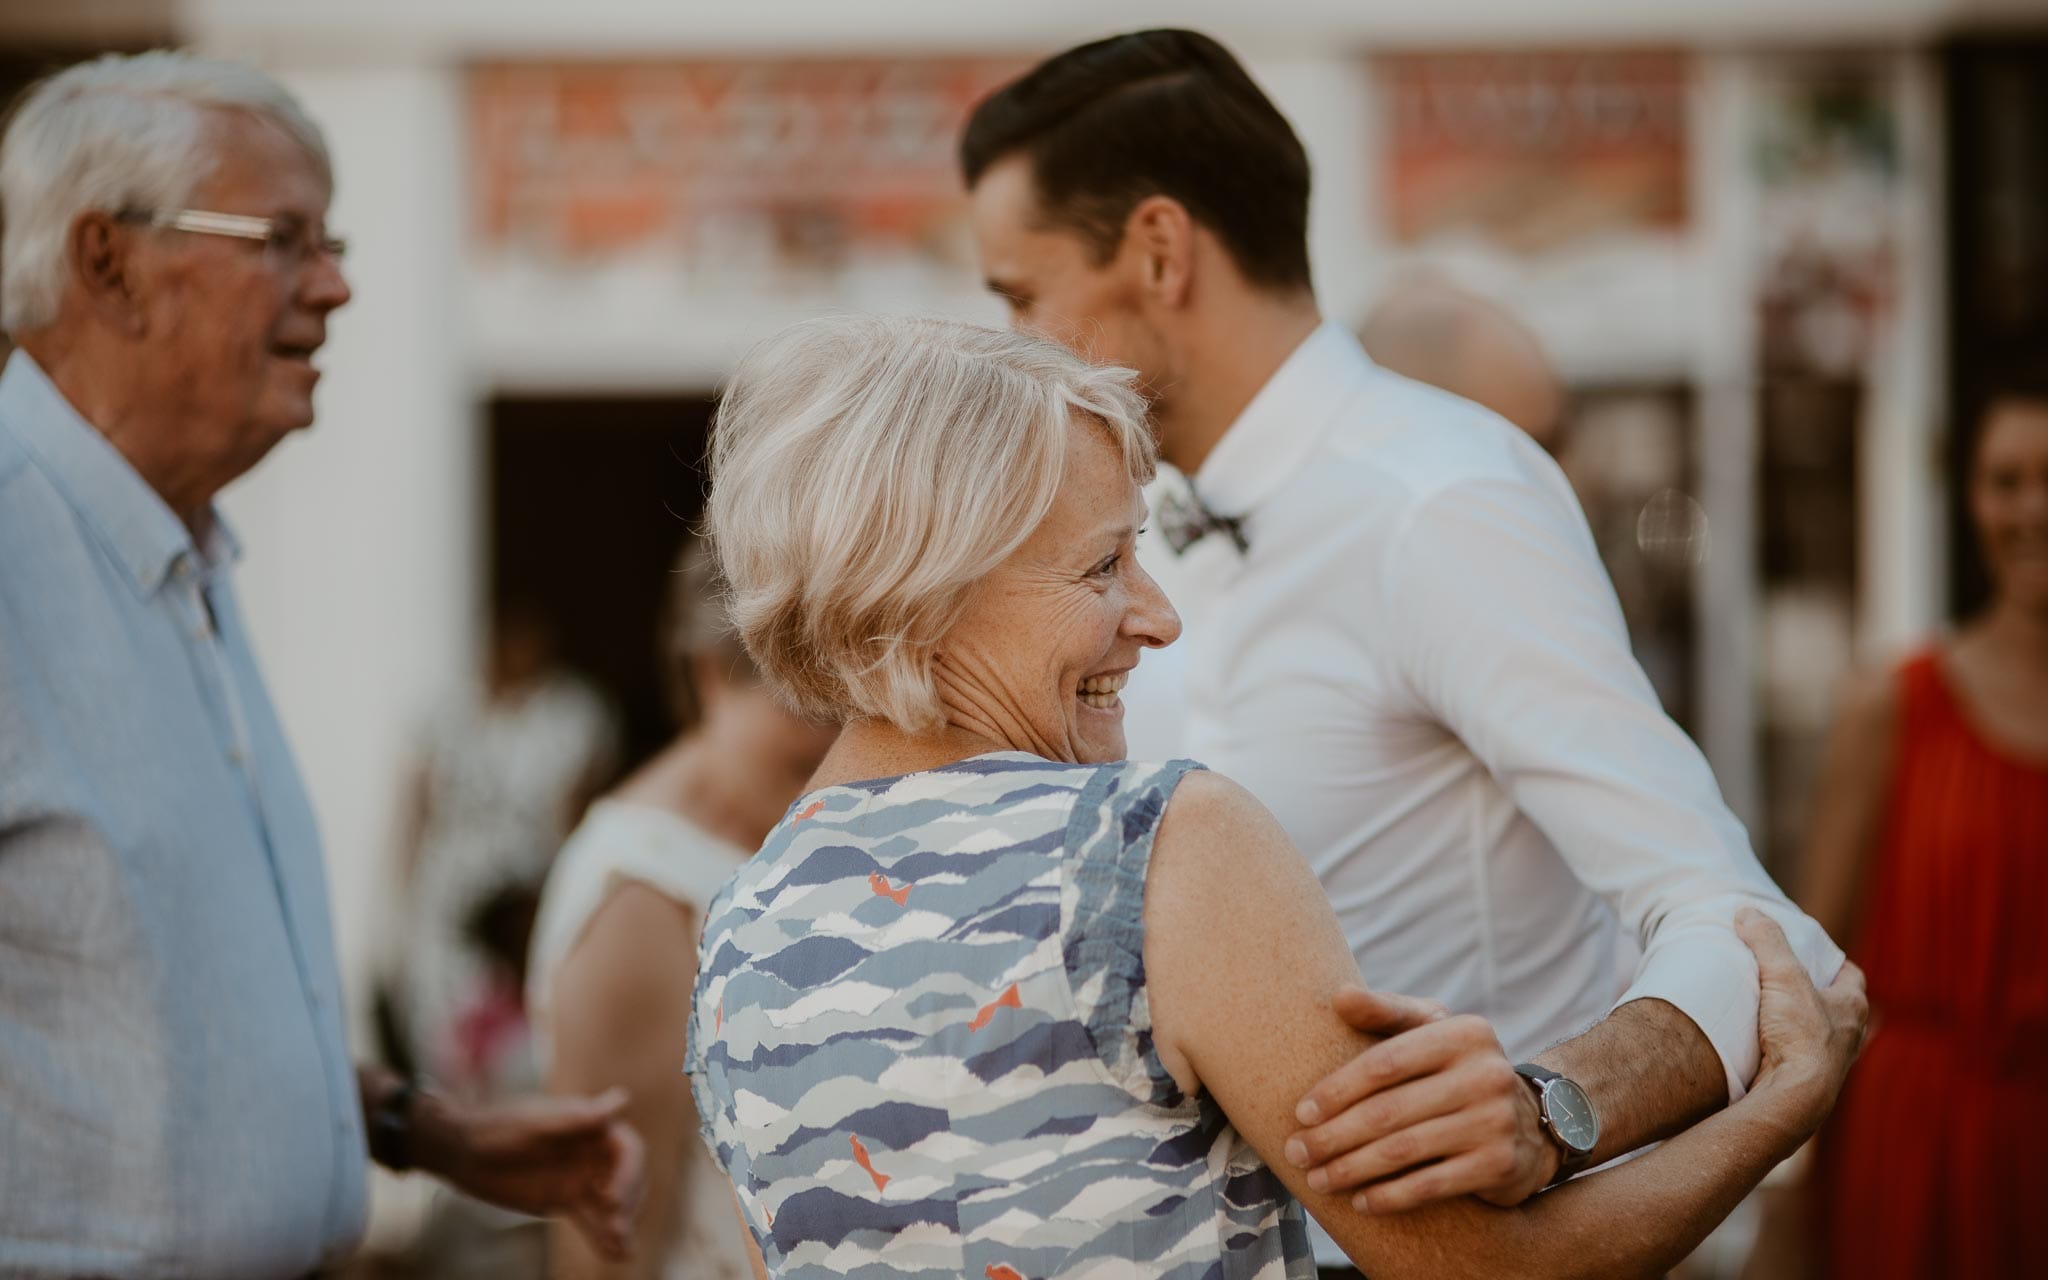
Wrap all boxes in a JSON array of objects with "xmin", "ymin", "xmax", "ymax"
[{"xmin": 0, "ymin": 51, "xmax": 639, "ymax": 1278}]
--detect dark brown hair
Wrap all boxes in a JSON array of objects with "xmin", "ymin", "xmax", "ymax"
[
  {"xmin": 960, "ymin": 29, "xmax": 1312, "ymax": 292},
  {"xmin": 1970, "ymin": 358, "xmax": 2048, "ymax": 467}
]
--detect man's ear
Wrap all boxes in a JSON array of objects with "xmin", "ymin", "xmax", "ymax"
[
  {"xmin": 1124, "ymin": 194, "xmax": 1195, "ymax": 309},
  {"xmin": 67, "ymin": 211, "xmax": 146, "ymax": 335}
]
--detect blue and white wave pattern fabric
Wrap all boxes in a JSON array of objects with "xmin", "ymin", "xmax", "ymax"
[{"xmin": 687, "ymin": 751, "xmax": 1313, "ymax": 1279}]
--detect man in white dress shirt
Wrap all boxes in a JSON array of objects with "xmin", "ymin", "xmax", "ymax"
[{"xmin": 961, "ymin": 29, "xmax": 1843, "ymax": 1267}]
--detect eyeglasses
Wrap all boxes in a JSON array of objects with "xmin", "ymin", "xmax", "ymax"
[{"xmin": 118, "ymin": 207, "xmax": 348, "ymax": 268}]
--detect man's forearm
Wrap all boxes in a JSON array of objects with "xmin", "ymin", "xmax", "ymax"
[
  {"xmin": 1533, "ymin": 997, "xmax": 1728, "ymax": 1165},
  {"xmin": 1467, "ymin": 1086, "xmax": 1807, "ymax": 1280},
  {"xmin": 1305, "ymin": 1070, "xmax": 1818, "ymax": 1280}
]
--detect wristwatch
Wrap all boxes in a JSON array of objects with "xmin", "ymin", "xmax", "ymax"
[
  {"xmin": 1514, "ymin": 1063, "xmax": 1599, "ymax": 1185},
  {"xmin": 366, "ymin": 1077, "xmax": 419, "ymax": 1172}
]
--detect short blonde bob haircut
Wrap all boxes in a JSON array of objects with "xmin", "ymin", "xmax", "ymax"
[{"xmin": 707, "ymin": 313, "xmax": 1155, "ymax": 732}]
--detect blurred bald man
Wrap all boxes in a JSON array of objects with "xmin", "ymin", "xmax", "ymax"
[{"xmin": 1360, "ymin": 275, "xmax": 1565, "ymax": 453}]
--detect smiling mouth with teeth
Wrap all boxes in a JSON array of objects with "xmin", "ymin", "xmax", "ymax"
[{"xmin": 1077, "ymin": 671, "xmax": 1128, "ymax": 709}]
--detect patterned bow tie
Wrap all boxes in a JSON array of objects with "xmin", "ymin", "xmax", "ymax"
[{"xmin": 1156, "ymin": 484, "xmax": 1249, "ymax": 556}]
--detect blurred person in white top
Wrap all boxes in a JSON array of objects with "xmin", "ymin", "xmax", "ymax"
[
  {"xmin": 529, "ymin": 538, "xmax": 838, "ymax": 1279},
  {"xmin": 961, "ymin": 28, "xmax": 1843, "ymax": 1267}
]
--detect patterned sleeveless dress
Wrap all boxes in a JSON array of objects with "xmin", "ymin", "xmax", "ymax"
[{"xmin": 687, "ymin": 752, "xmax": 1313, "ymax": 1279}]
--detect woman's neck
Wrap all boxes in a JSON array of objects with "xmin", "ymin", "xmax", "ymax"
[
  {"xmin": 1974, "ymin": 594, "xmax": 2048, "ymax": 669},
  {"xmin": 618, "ymin": 732, "xmax": 811, "ymax": 853},
  {"xmin": 806, "ymin": 718, "xmax": 1009, "ymax": 792}
]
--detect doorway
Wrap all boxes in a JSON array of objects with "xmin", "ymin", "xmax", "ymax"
[{"xmin": 486, "ymin": 393, "xmax": 716, "ymax": 768}]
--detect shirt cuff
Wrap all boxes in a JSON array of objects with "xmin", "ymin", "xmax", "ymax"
[{"xmin": 1612, "ymin": 910, "xmax": 1847, "ymax": 1104}]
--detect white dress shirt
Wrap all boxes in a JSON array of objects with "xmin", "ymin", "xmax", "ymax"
[{"xmin": 1125, "ymin": 322, "xmax": 1843, "ymax": 1130}]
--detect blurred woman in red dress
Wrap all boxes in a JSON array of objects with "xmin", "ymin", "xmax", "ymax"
[{"xmin": 1796, "ymin": 383, "xmax": 2048, "ymax": 1278}]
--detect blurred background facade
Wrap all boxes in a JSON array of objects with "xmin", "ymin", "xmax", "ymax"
[{"xmin": 2, "ymin": 0, "xmax": 2043, "ymax": 1263}]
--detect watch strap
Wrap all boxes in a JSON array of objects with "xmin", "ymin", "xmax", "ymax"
[{"xmin": 367, "ymin": 1077, "xmax": 418, "ymax": 1171}]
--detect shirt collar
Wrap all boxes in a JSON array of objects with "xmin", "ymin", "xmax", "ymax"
[
  {"xmin": 0, "ymin": 350, "xmax": 237, "ymax": 597},
  {"xmin": 1190, "ymin": 319, "xmax": 1378, "ymax": 517}
]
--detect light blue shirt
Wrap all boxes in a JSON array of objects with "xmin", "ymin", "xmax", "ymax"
[{"xmin": 0, "ymin": 352, "xmax": 366, "ymax": 1277}]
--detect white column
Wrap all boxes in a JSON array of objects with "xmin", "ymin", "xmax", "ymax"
[
  {"xmin": 212, "ymin": 55, "xmax": 477, "ymax": 1039},
  {"xmin": 1690, "ymin": 53, "xmax": 1765, "ymax": 833},
  {"xmin": 1244, "ymin": 53, "xmax": 1381, "ymax": 329},
  {"xmin": 1859, "ymin": 50, "xmax": 1947, "ymax": 656}
]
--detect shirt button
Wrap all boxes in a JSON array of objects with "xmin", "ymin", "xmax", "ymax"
[{"xmin": 228, "ymin": 748, "xmax": 246, "ymax": 766}]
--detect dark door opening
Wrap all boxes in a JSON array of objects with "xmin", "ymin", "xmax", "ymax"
[
  {"xmin": 1945, "ymin": 34, "xmax": 2048, "ymax": 620},
  {"xmin": 487, "ymin": 393, "xmax": 716, "ymax": 769}
]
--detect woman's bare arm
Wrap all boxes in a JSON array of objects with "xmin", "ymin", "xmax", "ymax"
[
  {"xmin": 1144, "ymin": 772, "xmax": 1862, "ymax": 1280},
  {"xmin": 543, "ymin": 883, "xmax": 701, "ymax": 1280},
  {"xmin": 1796, "ymin": 667, "xmax": 1902, "ymax": 943},
  {"xmin": 730, "ymin": 1193, "xmax": 771, "ymax": 1280}
]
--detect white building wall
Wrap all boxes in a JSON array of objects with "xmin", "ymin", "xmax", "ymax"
[{"xmin": 178, "ymin": 0, "xmax": 2017, "ymax": 56}]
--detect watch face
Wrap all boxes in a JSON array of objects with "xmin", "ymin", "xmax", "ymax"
[{"xmin": 1544, "ymin": 1077, "xmax": 1600, "ymax": 1155}]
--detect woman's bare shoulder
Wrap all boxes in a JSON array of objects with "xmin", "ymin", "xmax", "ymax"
[
  {"xmin": 1147, "ymin": 768, "xmax": 1324, "ymax": 944},
  {"xmin": 1828, "ymin": 660, "xmax": 1905, "ymax": 744},
  {"xmin": 550, "ymin": 882, "xmax": 699, "ymax": 1051},
  {"xmin": 1155, "ymin": 769, "xmax": 1285, "ymax": 848}
]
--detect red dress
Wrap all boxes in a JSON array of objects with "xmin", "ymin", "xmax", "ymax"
[{"xmin": 1817, "ymin": 649, "xmax": 2048, "ymax": 1279}]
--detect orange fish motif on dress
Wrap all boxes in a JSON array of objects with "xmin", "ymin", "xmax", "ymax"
[
  {"xmin": 849, "ymin": 1134, "xmax": 890, "ymax": 1193},
  {"xmin": 715, "ymin": 998, "xmax": 723, "ymax": 1036},
  {"xmin": 986, "ymin": 1266, "xmax": 1026, "ymax": 1280},
  {"xmin": 792, "ymin": 799, "xmax": 826, "ymax": 822},
  {"xmin": 867, "ymin": 872, "xmax": 911, "ymax": 906},
  {"xmin": 969, "ymin": 982, "xmax": 1022, "ymax": 1031}
]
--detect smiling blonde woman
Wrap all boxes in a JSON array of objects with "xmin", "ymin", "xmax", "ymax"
[
  {"xmin": 684, "ymin": 313, "xmax": 1866, "ymax": 1280},
  {"xmin": 706, "ymin": 313, "xmax": 1155, "ymax": 741}
]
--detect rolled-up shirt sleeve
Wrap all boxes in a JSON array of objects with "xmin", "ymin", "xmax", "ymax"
[{"xmin": 1381, "ymin": 472, "xmax": 1846, "ymax": 1101}]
